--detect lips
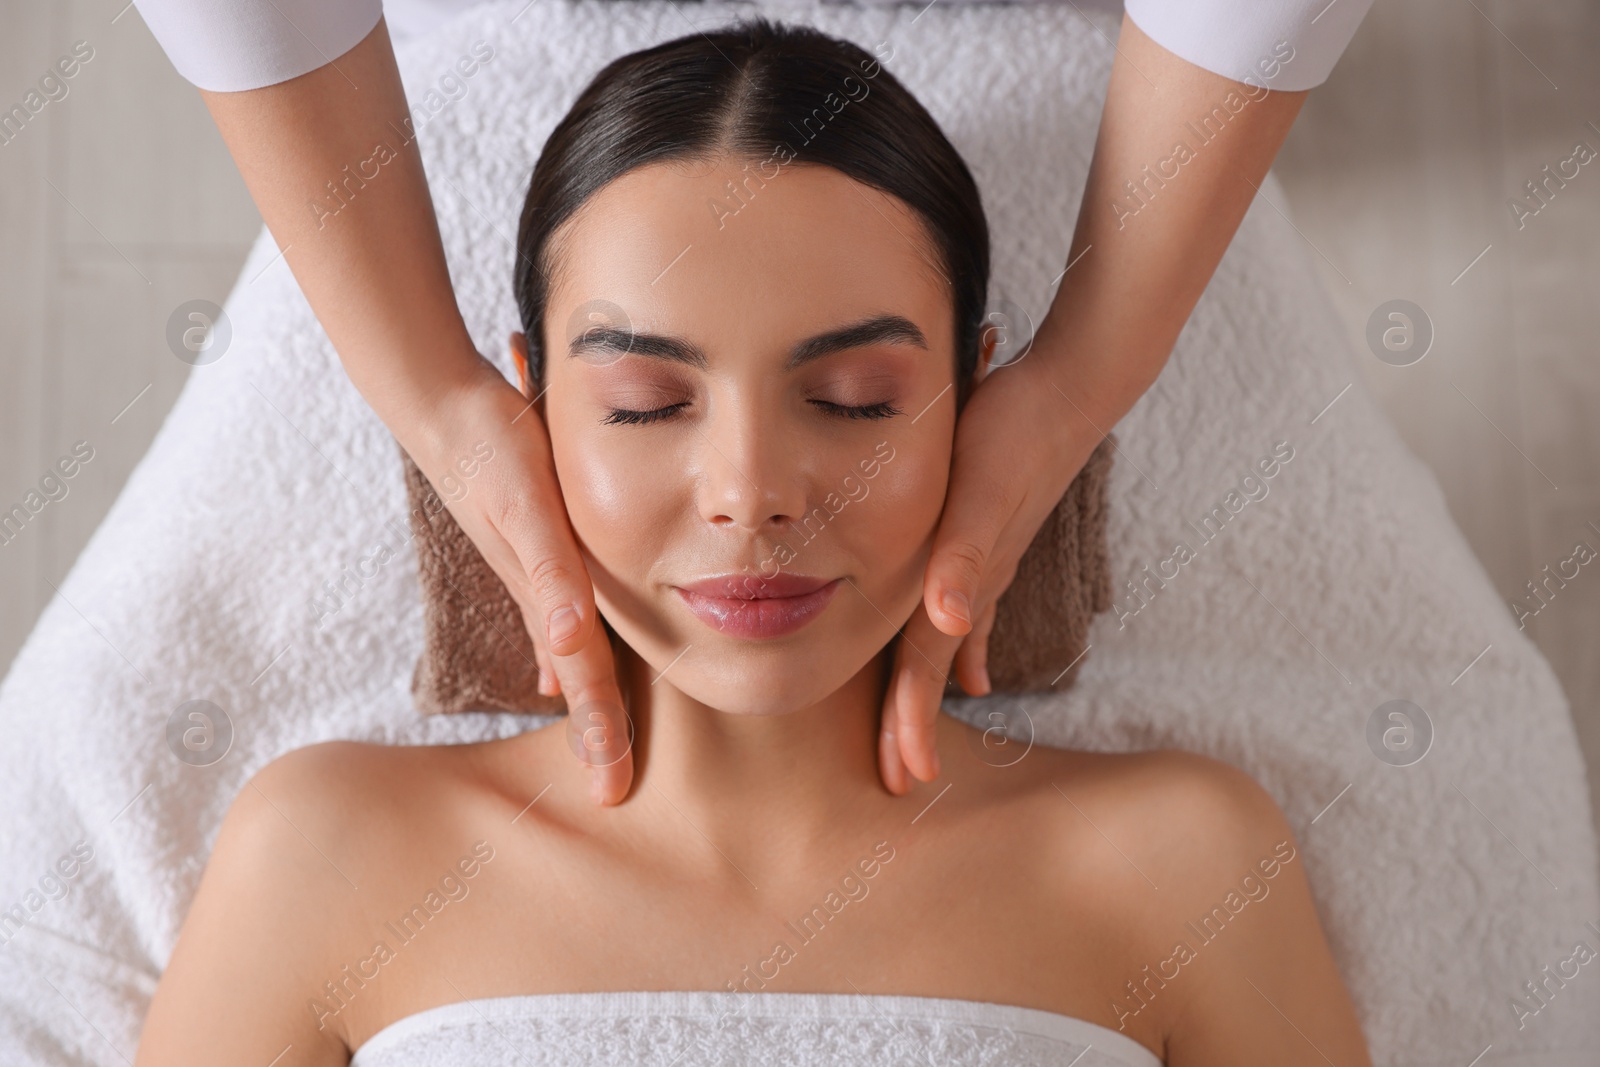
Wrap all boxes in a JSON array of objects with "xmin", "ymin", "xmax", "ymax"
[{"xmin": 674, "ymin": 573, "xmax": 841, "ymax": 640}]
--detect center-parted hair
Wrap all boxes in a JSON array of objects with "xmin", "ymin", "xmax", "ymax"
[{"xmin": 513, "ymin": 16, "xmax": 991, "ymax": 411}]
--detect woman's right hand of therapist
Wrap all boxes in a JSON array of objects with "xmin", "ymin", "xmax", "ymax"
[
  {"xmin": 415, "ymin": 357, "xmax": 635, "ymax": 805},
  {"xmin": 172, "ymin": 8, "xmax": 636, "ymax": 806}
]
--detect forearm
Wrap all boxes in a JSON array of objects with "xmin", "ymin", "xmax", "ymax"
[
  {"xmin": 1031, "ymin": 14, "xmax": 1307, "ymax": 446},
  {"xmin": 199, "ymin": 16, "xmax": 481, "ymax": 449}
]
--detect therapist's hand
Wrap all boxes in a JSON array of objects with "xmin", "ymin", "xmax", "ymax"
[
  {"xmin": 876, "ymin": 13, "xmax": 1310, "ymax": 793},
  {"xmin": 417, "ymin": 354, "xmax": 635, "ymax": 805},
  {"xmin": 876, "ymin": 351, "xmax": 1100, "ymax": 793},
  {"xmin": 196, "ymin": 17, "xmax": 637, "ymax": 805}
]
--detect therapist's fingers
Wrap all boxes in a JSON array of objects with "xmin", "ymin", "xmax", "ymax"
[
  {"xmin": 919, "ymin": 475, "xmax": 1016, "ymax": 642},
  {"xmin": 476, "ymin": 437, "xmax": 634, "ymax": 804},
  {"xmin": 534, "ymin": 644, "xmax": 561, "ymax": 696},
  {"xmin": 878, "ymin": 600, "xmax": 965, "ymax": 792},
  {"xmin": 528, "ymin": 606, "xmax": 560, "ymax": 697},
  {"xmin": 423, "ymin": 358, "xmax": 633, "ymax": 804},
  {"xmin": 487, "ymin": 480, "xmax": 634, "ymax": 804},
  {"xmin": 412, "ymin": 356, "xmax": 589, "ymax": 658},
  {"xmin": 951, "ymin": 598, "xmax": 997, "ymax": 698},
  {"xmin": 484, "ymin": 468, "xmax": 598, "ymax": 660},
  {"xmin": 548, "ymin": 621, "xmax": 635, "ymax": 806}
]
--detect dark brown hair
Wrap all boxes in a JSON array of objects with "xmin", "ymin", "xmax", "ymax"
[{"xmin": 512, "ymin": 15, "xmax": 990, "ymax": 410}]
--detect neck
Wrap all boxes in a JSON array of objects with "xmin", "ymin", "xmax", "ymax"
[{"xmin": 612, "ymin": 638, "xmax": 897, "ymax": 870}]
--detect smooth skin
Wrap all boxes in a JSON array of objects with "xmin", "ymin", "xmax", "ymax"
[
  {"xmin": 194, "ymin": 14, "xmax": 1306, "ymax": 803},
  {"xmin": 136, "ymin": 158, "xmax": 1371, "ymax": 1067}
]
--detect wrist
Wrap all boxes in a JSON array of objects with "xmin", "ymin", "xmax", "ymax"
[
  {"xmin": 384, "ymin": 342, "xmax": 503, "ymax": 466},
  {"xmin": 1011, "ymin": 341, "xmax": 1120, "ymax": 462}
]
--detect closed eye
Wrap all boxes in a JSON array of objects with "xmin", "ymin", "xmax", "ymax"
[
  {"xmin": 601, "ymin": 403, "xmax": 689, "ymax": 426},
  {"xmin": 809, "ymin": 400, "xmax": 903, "ymax": 420},
  {"xmin": 602, "ymin": 400, "xmax": 903, "ymax": 425}
]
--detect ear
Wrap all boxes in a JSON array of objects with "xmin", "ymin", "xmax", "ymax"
[
  {"xmin": 976, "ymin": 316, "xmax": 999, "ymax": 382},
  {"xmin": 509, "ymin": 331, "xmax": 532, "ymax": 398}
]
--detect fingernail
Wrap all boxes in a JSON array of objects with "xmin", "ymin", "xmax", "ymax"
[
  {"xmin": 548, "ymin": 605, "xmax": 580, "ymax": 646},
  {"xmin": 590, "ymin": 773, "xmax": 604, "ymax": 804},
  {"xmin": 941, "ymin": 589, "xmax": 970, "ymax": 625},
  {"xmin": 976, "ymin": 664, "xmax": 992, "ymax": 695}
]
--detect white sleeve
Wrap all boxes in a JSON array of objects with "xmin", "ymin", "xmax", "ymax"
[
  {"xmin": 1123, "ymin": 0, "xmax": 1376, "ymax": 91},
  {"xmin": 134, "ymin": 0, "xmax": 384, "ymax": 92}
]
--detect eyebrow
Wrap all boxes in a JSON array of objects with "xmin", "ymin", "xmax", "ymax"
[{"xmin": 567, "ymin": 313, "xmax": 928, "ymax": 369}]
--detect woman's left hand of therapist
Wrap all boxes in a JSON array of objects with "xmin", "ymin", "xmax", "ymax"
[{"xmin": 876, "ymin": 353, "xmax": 1099, "ymax": 794}]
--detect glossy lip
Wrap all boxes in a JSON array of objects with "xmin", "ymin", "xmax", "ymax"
[{"xmin": 673, "ymin": 573, "xmax": 841, "ymax": 640}]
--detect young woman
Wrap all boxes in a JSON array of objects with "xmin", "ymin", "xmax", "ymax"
[{"xmin": 135, "ymin": 19, "xmax": 1372, "ymax": 1067}]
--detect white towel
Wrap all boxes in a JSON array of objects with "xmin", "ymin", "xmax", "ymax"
[
  {"xmin": 0, "ymin": 2, "xmax": 1594, "ymax": 1065},
  {"xmin": 347, "ymin": 991, "xmax": 1163, "ymax": 1067}
]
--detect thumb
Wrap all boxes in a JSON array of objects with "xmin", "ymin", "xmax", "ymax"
[
  {"xmin": 922, "ymin": 506, "xmax": 1008, "ymax": 639},
  {"xmin": 492, "ymin": 487, "xmax": 599, "ymax": 659},
  {"xmin": 488, "ymin": 468, "xmax": 635, "ymax": 805}
]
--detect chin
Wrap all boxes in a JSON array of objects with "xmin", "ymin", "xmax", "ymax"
[
  {"xmin": 598, "ymin": 601, "xmax": 901, "ymax": 718},
  {"xmin": 606, "ymin": 621, "xmax": 874, "ymax": 716},
  {"xmin": 672, "ymin": 652, "xmax": 865, "ymax": 716}
]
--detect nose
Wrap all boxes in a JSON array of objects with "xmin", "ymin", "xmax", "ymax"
[{"xmin": 694, "ymin": 399, "xmax": 808, "ymax": 534}]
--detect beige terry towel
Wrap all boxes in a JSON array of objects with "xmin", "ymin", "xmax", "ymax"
[{"xmin": 402, "ymin": 436, "xmax": 1113, "ymax": 713}]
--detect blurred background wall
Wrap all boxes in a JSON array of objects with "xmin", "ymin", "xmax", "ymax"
[{"xmin": 2, "ymin": 0, "xmax": 1596, "ymax": 823}]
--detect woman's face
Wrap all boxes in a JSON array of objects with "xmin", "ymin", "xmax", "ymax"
[{"xmin": 531, "ymin": 155, "xmax": 983, "ymax": 716}]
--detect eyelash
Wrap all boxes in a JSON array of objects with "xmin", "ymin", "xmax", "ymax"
[
  {"xmin": 602, "ymin": 403, "xmax": 687, "ymax": 426},
  {"xmin": 812, "ymin": 399, "xmax": 903, "ymax": 420},
  {"xmin": 601, "ymin": 399, "xmax": 903, "ymax": 426}
]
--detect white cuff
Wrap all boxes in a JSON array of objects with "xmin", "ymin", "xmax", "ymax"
[
  {"xmin": 135, "ymin": 0, "xmax": 385, "ymax": 92},
  {"xmin": 1123, "ymin": 0, "xmax": 1376, "ymax": 91}
]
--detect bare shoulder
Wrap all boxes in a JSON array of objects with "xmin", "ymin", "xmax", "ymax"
[
  {"xmin": 1044, "ymin": 746, "xmax": 1308, "ymax": 946},
  {"xmin": 1069, "ymin": 746, "xmax": 1296, "ymax": 870},
  {"xmin": 948, "ymin": 729, "xmax": 1286, "ymax": 864},
  {"xmin": 208, "ymin": 739, "xmax": 469, "ymax": 896},
  {"xmin": 135, "ymin": 739, "xmax": 488, "ymax": 1067},
  {"xmin": 135, "ymin": 742, "xmax": 373, "ymax": 1066},
  {"xmin": 1018, "ymin": 744, "xmax": 1277, "ymax": 817},
  {"xmin": 245, "ymin": 738, "xmax": 483, "ymax": 852},
  {"xmin": 990, "ymin": 743, "xmax": 1302, "ymax": 938},
  {"xmin": 1023, "ymin": 745, "xmax": 1372, "ymax": 1065}
]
